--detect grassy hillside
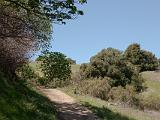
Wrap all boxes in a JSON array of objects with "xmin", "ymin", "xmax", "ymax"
[
  {"xmin": 140, "ymin": 71, "xmax": 160, "ymax": 110},
  {"xmin": 29, "ymin": 61, "xmax": 80, "ymax": 76},
  {"xmin": 60, "ymin": 65, "xmax": 160, "ymax": 120},
  {"xmin": 60, "ymin": 86, "xmax": 160, "ymax": 120},
  {"xmin": 142, "ymin": 71, "xmax": 160, "ymax": 96},
  {"xmin": 29, "ymin": 62, "xmax": 160, "ymax": 119},
  {"xmin": 0, "ymin": 71, "xmax": 56, "ymax": 120}
]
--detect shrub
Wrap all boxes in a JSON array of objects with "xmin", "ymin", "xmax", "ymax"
[
  {"xmin": 37, "ymin": 77, "xmax": 46, "ymax": 85},
  {"xmin": 108, "ymin": 85, "xmax": 139, "ymax": 106},
  {"xmin": 79, "ymin": 48, "xmax": 144, "ymax": 90},
  {"xmin": 41, "ymin": 51, "xmax": 71, "ymax": 88},
  {"xmin": 17, "ymin": 64, "xmax": 37, "ymax": 81},
  {"xmin": 138, "ymin": 94, "xmax": 160, "ymax": 111},
  {"xmin": 74, "ymin": 78, "xmax": 111, "ymax": 100}
]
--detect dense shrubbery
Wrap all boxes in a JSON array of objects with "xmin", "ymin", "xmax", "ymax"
[
  {"xmin": 16, "ymin": 64, "xmax": 40, "ymax": 87},
  {"xmin": 74, "ymin": 78, "xmax": 111, "ymax": 100},
  {"xmin": 40, "ymin": 51, "xmax": 71, "ymax": 88},
  {"xmin": 108, "ymin": 86, "xmax": 139, "ymax": 106},
  {"xmin": 79, "ymin": 47, "xmax": 144, "ymax": 91},
  {"xmin": 138, "ymin": 94, "xmax": 160, "ymax": 111},
  {"xmin": 17, "ymin": 64, "xmax": 37, "ymax": 81},
  {"xmin": 70, "ymin": 43, "xmax": 159, "ymax": 108},
  {"xmin": 78, "ymin": 44, "xmax": 158, "ymax": 91}
]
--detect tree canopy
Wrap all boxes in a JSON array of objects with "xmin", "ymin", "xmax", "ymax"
[
  {"xmin": 41, "ymin": 51, "xmax": 71, "ymax": 87},
  {"xmin": 79, "ymin": 44, "xmax": 158, "ymax": 91},
  {"xmin": 0, "ymin": 0, "xmax": 86, "ymax": 75},
  {"xmin": 80, "ymin": 48, "xmax": 138, "ymax": 87},
  {"xmin": 124, "ymin": 43, "xmax": 158, "ymax": 72},
  {"xmin": 3, "ymin": 0, "xmax": 86, "ymax": 24}
]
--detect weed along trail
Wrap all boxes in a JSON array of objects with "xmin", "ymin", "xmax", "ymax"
[{"xmin": 39, "ymin": 88, "xmax": 99, "ymax": 120}]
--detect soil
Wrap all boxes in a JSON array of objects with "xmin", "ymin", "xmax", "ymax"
[{"xmin": 39, "ymin": 88, "xmax": 99, "ymax": 120}]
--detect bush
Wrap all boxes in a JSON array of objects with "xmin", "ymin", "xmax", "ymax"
[
  {"xmin": 37, "ymin": 77, "xmax": 46, "ymax": 85},
  {"xmin": 138, "ymin": 94, "xmax": 160, "ymax": 111},
  {"xmin": 79, "ymin": 48, "xmax": 144, "ymax": 91},
  {"xmin": 17, "ymin": 64, "xmax": 37, "ymax": 81},
  {"xmin": 108, "ymin": 85, "xmax": 139, "ymax": 107},
  {"xmin": 41, "ymin": 51, "xmax": 71, "ymax": 88},
  {"xmin": 74, "ymin": 78, "xmax": 111, "ymax": 100}
]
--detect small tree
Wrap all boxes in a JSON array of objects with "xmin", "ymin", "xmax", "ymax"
[{"xmin": 41, "ymin": 51, "xmax": 71, "ymax": 87}]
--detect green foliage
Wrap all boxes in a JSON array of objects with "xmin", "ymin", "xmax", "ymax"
[
  {"xmin": 17, "ymin": 64, "xmax": 37, "ymax": 81},
  {"xmin": 108, "ymin": 86, "xmax": 139, "ymax": 106},
  {"xmin": 80, "ymin": 48, "xmax": 143, "ymax": 90},
  {"xmin": 41, "ymin": 51, "xmax": 71, "ymax": 87},
  {"xmin": 0, "ymin": 71, "xmax": 56, "ymax": 120},
  {"xmin": 61, "ymin": 86, "xmax": 159, "ymax": 120},
  {"xmin": 4, "ymin": 0, "xmax": 87, "ymax": 24},
  {"xmin": 74, "ymin": 78, "xmax": 111, "ymax": 100},
  {"xmin": 0, "ymin": 0, "xmax": 86, "ymax": 75},
  {"xmin": 79, "ymin": 44, "xmax": 158, "ymax": 91},
  {"xmin": 36, "ymin": 55, "xmax": 45, "ymax": 61},
  {"xmin": 158, "ymin": 58, "xmax": 160, "ymax": 66},
  {"xmin": 37, "ymin": 77, "xmax": 46, "ymax": 86},
  {"xmin": 124, "ymin": 43, "xmax": 158, "ymax": 72},
  {"xmin": 83, "ymin": 102, "xmax": 136, "ymax": 120},
  {"xmin": 139, "ymin": 71, "xmax": 160, "ymax": 111}
]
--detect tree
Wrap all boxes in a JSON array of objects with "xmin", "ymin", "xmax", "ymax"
[
  {"xmin": 0, "ymin": 1, "xmax": 51, "ymax": 76},
  {"xmin": 80, "ymin": 48, "xmax": 139, "ymax": 87},
  {"xmin": 140, "ymin": 50, "xmax": 158, "ymax": 71},
  {"xmin": 89, "ymin": 48, "xmax": 123, "ymax": 78},
  {"xmin": 3, "ymin": 0, "xmax": 86, "ymax": 24},
  {"xmin": 124, "ymin": 43, "xmax": 158, "ymax": 72},
  {"xmin": 41, "ymin": 51, "xmax": 71, "ymax": 87},
  {"xmin": 0, "ymin": 0, "xmax": 86, "ymax": 75}
]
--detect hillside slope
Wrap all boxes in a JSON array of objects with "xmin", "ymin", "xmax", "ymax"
[{"xmin": 0, "ymin": 71, "xmax": 56, "ymax": 120}]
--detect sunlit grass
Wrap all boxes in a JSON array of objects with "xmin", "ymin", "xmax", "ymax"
[{"xmin": 60, "ymin": 87, "xmax": 155, "ymax": 120}]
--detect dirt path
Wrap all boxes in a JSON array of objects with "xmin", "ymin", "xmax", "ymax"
[{"xmin": 39, "ymin": 88, "xmax": 99, "ymax": 120}]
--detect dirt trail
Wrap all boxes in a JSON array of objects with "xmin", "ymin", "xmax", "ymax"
[{"xmin": 39, "ymin": 88, "xmax": 99, "ymax": 120}]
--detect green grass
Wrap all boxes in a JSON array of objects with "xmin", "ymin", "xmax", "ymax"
[
  {"xmin": 29, "ymin": 62, "xmax": 160, "ymax": 119},
  {"xmin": 140, "ymin": 71, "xmax": 160, "ymax": 110},
  {"xmin": 29, "ymin": 62, "xmax": 80, "ymax": 77},
  {"xmin": 60, "ymin": 87, "xmax": 157, "ymax": 120},
  {"xmin": 0, "ymin": 71, "xmax": 56, "ymax": 120},
  {"xmin": 60, "ymin": 71, "xmax": 160, "ymax": 120}
]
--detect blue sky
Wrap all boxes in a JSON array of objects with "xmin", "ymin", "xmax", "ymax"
[{"xmin": 51, "ymin": 0, "xmax": 160, "ymax": 64}]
